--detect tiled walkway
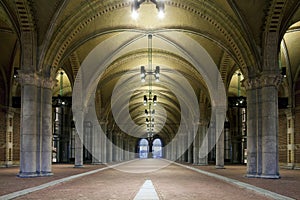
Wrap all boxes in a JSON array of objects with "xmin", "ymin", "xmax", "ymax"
[{"xmin": 0, "ymin": 160, "xmax": 299, "ymax": 200}]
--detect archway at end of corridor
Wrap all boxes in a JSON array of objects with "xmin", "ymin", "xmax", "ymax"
[{"xmin": 138, "ymin": 138, "xmax": 163, "ymax": 159}]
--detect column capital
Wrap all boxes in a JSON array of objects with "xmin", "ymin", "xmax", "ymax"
[
  {"xmin": 242, "ymin": 77, "xmax": 260, "ymax": 90},
  {"xmin": 17, "ymin": 71, "xmax": 57, "ymax": 89},
  {"xmin": 260, "ymin": 73, "xmax": 282, "ymax": 88},
  {"xmin": 243, "ymin": 74, "xmax": 282, "ymax": 90},
  {"xmin": 17, "ymin": 71, "xmax": 39, "ymax": 86},
  {"xmin": 40, "ymin": 76, "xmax": 57, "ymax": 89}
]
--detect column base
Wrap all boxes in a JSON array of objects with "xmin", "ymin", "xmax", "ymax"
[
  {"xmin": 215, "ymin": 165, "xmax": 225, "ymax": 169},
  {"xmin": 260, "ymin": 174, "xmax": 280, "ymax": 179},
  {"xmin": 18, "ymin": 172, "xmax": 39, "ymax": 178},
  {"xmin": 246, "ymin": 173, "xmax": 280, "ymax": 179},
  {"xmin": 39, "ymin": 171, "xmax": 53, "ymax": 176},
  {"xmin": 246, "ymin": 173, "xmax": 259, "ymax": 178}
]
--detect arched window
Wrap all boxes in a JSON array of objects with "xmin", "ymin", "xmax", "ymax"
[
  {"xmin": 139, "ymin": 139, "xmax": 149, "ymax": 158},
  {"xmin": 152, "ymin": 138, "xmax": 162, "ymax": 158}
]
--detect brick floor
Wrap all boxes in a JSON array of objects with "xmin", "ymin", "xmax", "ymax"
[{"xmin": 0, "ymin": 160, "xmax": 299, "ymax": 200}]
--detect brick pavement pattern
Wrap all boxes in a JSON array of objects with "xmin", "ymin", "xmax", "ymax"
[{"xmin": 0, "ymin": 159, "xmax": 299, "ymax": 200}]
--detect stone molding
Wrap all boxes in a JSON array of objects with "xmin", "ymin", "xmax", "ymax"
[
  {"xmin": 17, "ymin": 71, "xmax": 56, "ymax": 89},
  {"xmin": 41, "ymin": 77, "xmax": 57, "ymax": 89},
  {"xmin": 242, "ymin": 77, "xmax": 260, "ymax": 90},
  {"xmin": 260, "ymin": 74, "xmax": 282, "ymax": 88},
  {"xmin": 242, "ymin": 74, "xmax": 282, "ymax": 90}
]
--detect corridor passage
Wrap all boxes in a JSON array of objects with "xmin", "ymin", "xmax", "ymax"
[{"xmin": 1, "ymin": 159, "xmax": 295, "ymax": 200}]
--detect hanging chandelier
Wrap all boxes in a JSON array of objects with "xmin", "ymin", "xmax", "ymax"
[{"xmin": 140, "ymin": 34, "xmax": 161, "ymax": 139}]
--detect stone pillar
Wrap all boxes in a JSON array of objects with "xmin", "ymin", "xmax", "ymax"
[
  {"xmin": 244, "ymin": 77, "xmax": 259, "ymax": 177},
  {"xmin": 5, "ymin": 108, "xmax": 14, "ymax": 167},
  {"xmin": 179, "ymin": 134, "xmax": 184, "ymax": 162},
  {"xmin": 100, "ymin": 121, "xmax": 107, "ymax": 164},
  {"xmin": 215, "ymin": 108, "xmax": 225, "ymax": 169},
  {"xmin": 40, "ymin": 77, "xmax": 55, "ymax": 175},
  {"xmin": 18, "ymin": 72, "xmax": 39, "ymax": 177},
  {"xmin": 260, "ymin": 74, "xmax": 281, "ymax": 178},
  {"xmin": 125, "ymin": 137, "xmax": 129, "ymax": 161},
  {"xmin": 216, "ymin": 129, "xmax": 224, "ymax": 169},
  {"xmin": 92, "ymin": 123, "xmax": 101, "ymax": 164},
  {"xmin": 107, "ymin": 132, "xmax": 113, "ymax": 162},
  {"xmin": 199, "ymin": 122, "xmax": 208, "ymax": 165},
  {"xmin": 193, "ymin": 125, "xmax": 199, "ymax": 165},
  {"xmin": 172, "ymin": 137, "xmax": 177, "ymax": 161},
  {"xmin": 114, "ymin": 133, "xmax": 119, "ymax": 161},
  {"xmin": 188, "ymin": 128, "xmax": 193, "ymax": 163},
  {"xmin": 74, "ymin": 127, "xmax": 83, "ymax": 167},
  {"xmin": 120, "ymin": 135, "xmax": 123, "ymax": 161}
]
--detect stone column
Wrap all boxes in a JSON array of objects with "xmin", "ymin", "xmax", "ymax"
[
  {"xmin": 18, "ymin": 72, "xmax": 39, "ymax": 177},
  {"xmin": 193, "ymin": 123, "xmax": 200, "ymax": 165},
  {"xmin": 120, "ymin": 133, "xmax": 125, "ymax": 161},
  {"xmin": 74, "ymin": 126, "xmax": 83, "ymax": 167},
  {"xmin": 114, "ymin": 133, "xmax": 119, "ymax": 161},
  {"xmin": 179, "ymin": 134, "xmax": 184, "ymax": 162},
  {"xmin": 260, "ymin": 74, "xmax": 281, "ymax": 178},
  {"xmin": 199, "ymin": 120, "xmax": 208, "ymax": 165},
  {"xmin": 243, "ymin": 77, "xmax": 259, "ymax": 177},
  {"xmin": 92, "ymin": 123, "xmax": 101, "ymax": 164},
  {"xmin": 100, "ymin": 121, "xmax": 107, "ymax": 164},
  {"xmin": 216, "ymin": 127, "xmax": 224, "ymax": 168},
  {"xmin": 40, "ymin": 77, "xmax": 56, "ymax": 175},
  {"xmin": 107, "ymin": 132, "xmax": 113, "ymax": 162},
  {"xmin": 125, "ymin": 137, "xmax": 129, "ymax": 161},
  {"xmin": 188, "ymin": 128, "xmax": 193, "ymax": 163},
  {"xmin": 172, "ymin": 137, "xmax": 177, "ymax": 161}
]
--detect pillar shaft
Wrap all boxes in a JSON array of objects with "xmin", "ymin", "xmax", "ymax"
[
  {"xmin": 74, "ymin": 129, "xmax": 83, "ymax": 167},
  {"xmin": 245, "ymin": 79, "xmax": 258, "ymax": 177},
  {"xmin": 216, "ymin": 129, "xmax": 224, "ymax": 168},
  {"xmin": 40, "ymin": 84, "xmax": 54, "ymax": 175},
  {"xmin": 19, "ymin": 74, "xmax": 38, "ymax": 177},
  {"xmin": 261, "ymin": 85, "xmax": 280, "ymax": 178},
  {"xmin": 244, "ymin": 75, "xmax": 281, "ymax": 178}
]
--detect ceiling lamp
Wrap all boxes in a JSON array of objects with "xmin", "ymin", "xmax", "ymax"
[
  {"xmin": 131, "ymin": 0, "xmax": 165, "ymax": 19},
  {"xmin": 141, "ymin": 34, "xmax": 160, "ymax": 139},
  {"xmin": 141, "ymin": 66, "xmax": 160, "ymax": 82}
]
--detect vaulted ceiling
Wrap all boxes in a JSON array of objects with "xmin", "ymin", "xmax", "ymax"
[{"xmin": 1, "ymin": 0, "xmax": 300, "ymax": 143}]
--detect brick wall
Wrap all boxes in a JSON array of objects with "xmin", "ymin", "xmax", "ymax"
[
  {"xmin": 294, "ymin": 77, "xmax": 300, "ymax": 165},
  {"xmin": 13, "ymin": 110, "xmax": 20, "ymax": 163},
  {"xmin": 295, "ymin": 109, "xmax": 300, "ymax": 164},
  {"xmin": 278, "ymin": 110, "xmax": 287, "ymax": 164},
  {"xmin": 0, "ymin": 110, "xmax": 6, "ymax": 163}
]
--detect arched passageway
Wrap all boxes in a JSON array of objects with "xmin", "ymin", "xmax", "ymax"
[{"xmin": 138, "ymin": 138, "xmax": 163, "ymax": 159}]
